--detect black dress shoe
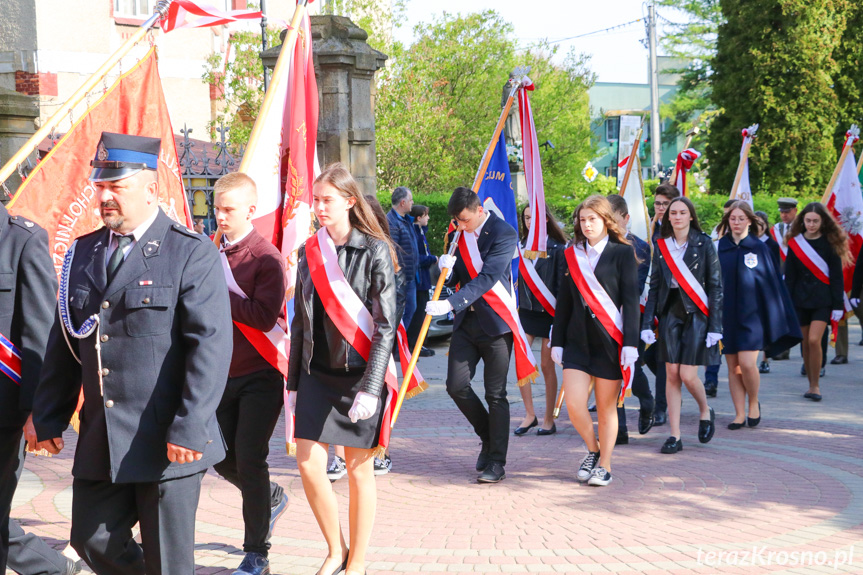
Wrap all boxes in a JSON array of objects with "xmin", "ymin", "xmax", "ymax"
[
  {"xmin": 660, "ymin": 436, "xmax": 682, "ymax": 453},
  {"xmin": 536, "ymin": 423, "xmax": 556, "ymax": 436},
  {"xmin": 615, "ymin": 430, "xmax": 629, "ymax": 445},
  {"xmin": 653, "ymin": 410, "xmax": 668, "ymax": 425},
  {"xmin": 698, "ymin": 407, "xmax": 716, "ymax": 444},
  {"xmin": 831, "ymin": 355, "xmax": 847, "ymax": 365},
  {"xmin": 747, "ymin": 401, "xmax": 761, "ymax": 427},
  {"xmin": 477, "ymin": 462, "xmax": 506, "ymax": 483},
  {"xmin": 727, "ymin": 421, "xmax": 746, "ymax": 430},
  {"xmin": 704, "ymin": 385, "xmax": 717, "ymax": 398},
  {"xmin": 759, "ymin": 360, "xmax": 770, "ymax": 374},
  {"xmin": 513, "ymin": 417, "xmax": 538, "ymax": 436},
  {"xmin": 419, "ymin": 346, "xmax": 435, "ymax": 357},
  {"xmin": 638, "ymin": 409, "xmax": 655, "ymax": 435},
  {"xmin": 476, "ymin": 442, "xmax": 490, "ymax": 472},
  {"xmin": 63, "ymin": 558, "xmax": 83, "ymax": 575}
]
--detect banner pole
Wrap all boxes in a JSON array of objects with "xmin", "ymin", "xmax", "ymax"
[
  {"xmin": 0, "ymin": 1, "xmax": 173, "ymax": 188},
  {"xmin": 618, "ymin": 128, "xmax": 643, "ymax": 196}
]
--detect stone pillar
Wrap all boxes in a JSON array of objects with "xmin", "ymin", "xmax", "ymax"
[
  {"xmin": 262, "ymin": 15, "xmax": 387, "ymax": 195},
  {"xmin": 0, "ymin": 86, "xmax": 38, "ymax": 200}
]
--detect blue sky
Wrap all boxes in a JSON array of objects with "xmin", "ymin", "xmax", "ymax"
[{"xmin": 394, "ymin": 0, "xmax": 687, "ymax": 84}]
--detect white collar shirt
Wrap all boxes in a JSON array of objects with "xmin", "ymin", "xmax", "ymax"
[
  {"xmin": 586, "ymin": 235, "xmax": 609, "ymax": 271},
  {"xmin": 472, "ymin": 211, "xmax": 490, "ymax": 239},
  {"xmin": 105, "ymin": 207, "xmax": 159, "ymax": 264},
  {"xmin": 221, "ymin": 226, "xmax": 254, "ymax": 250},
  {"xmin": 668, "ymin": 236, "xmax": 688, "ymax": 288}
]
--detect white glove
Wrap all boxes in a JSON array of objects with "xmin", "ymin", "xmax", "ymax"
[
  {"xmin": 551, "ymin": 346, "xmax": 563, "ymax": 366},
  {"xmin": 348, "ymin": 391, "xmax": 378, "ymax": 423},
  {"xmin": 831, "ymin": 310, "xmax": 844, "ymax": 322},
  {"xmin": 851, "ymin": 298, "xmax": 860, "ymax": 309},
  {"xmin": 705, "ymin": 332, "xmax": 723, "ymax": 348},
  {"xmin": 286, "ymin": 391, "xmax": 296, "ymax": 416},
  {"xmin": 438, "ymin": 254, "xmax": 457, "ymax": 279},
  {"xmin": 621, "ymin": 346, "xmax": 638, "ymax": 369},
  {"xmin": 426, "ymin": 299, "xmax": 453, "ymax": 316},
  {"xmin": 640, "ymin": 330, "xmax": 656, "ymax": 345}
]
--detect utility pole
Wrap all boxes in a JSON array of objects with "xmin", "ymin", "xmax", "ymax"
[
  {"xmin": 261, "ymin": 0, "xmax": 269, "ymax": 91},
  {"xmin": 648, "ymin": 3, "xmax": 661, "ymax": 178}
]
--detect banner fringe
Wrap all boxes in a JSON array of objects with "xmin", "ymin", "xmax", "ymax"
[
  {"xmin": 522, "ymin": 250, "xmax": 547, "ymax": 260},
  {"xmin": 404, "ymin": 380, "xmax": 429, "ymax": 400},
  {"xmin": 517, "ymin": 369, "xmax": 539, "ymax": 387},
  {"xmin": 286, "ymin": 442, "xmax": 296, "ymax": 457},
  {"xmin": 70, "ymin": 412, "xmax": 80, "ymax": 434},
  {"xmin": 370, "ymin": 445, "xmax": 387, "ymax": 460}
]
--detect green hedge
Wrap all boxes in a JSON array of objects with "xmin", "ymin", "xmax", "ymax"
[{"xmin": 380, "ymin": 188, "xmax": 822, "ymax": 256}]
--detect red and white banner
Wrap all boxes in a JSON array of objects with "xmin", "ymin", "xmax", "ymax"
[
  {"xmin": 674, "ymin": 148, "xmax": 701, "ymax": 197},
  {"xmin": 160, "ymin": 0, "xmax": 263, "ymax": 33},
  {"xmin": 517, "ymin": 247, "xmax": 555, "ymax": 316},
  {"xmin": 564, "ymin": 245, "xmax": 633, "ymax": 406},
  {"xmin": 395, "ymin": 322, "xmax": 428, "ymax": 399},
  {"xmin": 7, "ymin": 47, "xmax": 191, "ymax": 277},
  {"xmin": 218, "ymin": 252, "xmax": 289, "ymax": 375},
  {"xmin": 787, "ymin": 235, "xmax": 830, "ymax": 285},
  {"xmin": 770, "ymin": 224, "xmax": 788, "ymax": 261},
  {"xmin": 518, "ymin": 77, "xmax": 547, "ymax": 259},
  {"xmin": 0, "ymin": 333, "xmax": 22, "ymax": 386},
  {"xmin": 657, "ymin": 237, "xmax": 709, "ymax": 316},
  {"xmin": 824, "ymin": 129, "xmax": 863, "ymax": 292},
  {"xmin": 306, "ymin": 228, "xmax": 400, "ymax": 452},
  {"xmin": 458, "ymin": 233, "xmax": 538, "ymax": 385},
  {"xmin": 729, "ymin": 126, "xmax": 756, "ymax": 207}
]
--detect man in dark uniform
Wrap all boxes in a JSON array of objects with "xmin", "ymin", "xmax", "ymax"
[
  {"xmin": 32, "ymin": 133, "xmax": 233, "ymax": 575},
  {"xmin": 0, "ymin": 202, "xmax": 60, "ymax": 572}
]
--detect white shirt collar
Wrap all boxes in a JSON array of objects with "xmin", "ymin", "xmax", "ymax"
[
  {"xmin": 111, "ymin": 207, "xmax": 159, "ymax": 243},
  {"xmin": 587, "ymin": 234, "xmax": 609, "ymax": 256},
  {"xmin": 472, "ymin": 211, "xmax": 490, "ymax": 238},
  {"xmin": 671, "ymin": 235, "xmax": 688, "ymax": 250},
  {"xmin": 222, "ymin": 226, "xmax": 254, "ymax": 247}
]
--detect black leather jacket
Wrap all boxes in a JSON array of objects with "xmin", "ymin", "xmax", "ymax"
[
  {"xmin": 642, "ymin": 229, "xmax": 723, "ymax": 334},
  {"xmin": 286, "ymin": 229, "xmax": 398, "ymax": 397}
]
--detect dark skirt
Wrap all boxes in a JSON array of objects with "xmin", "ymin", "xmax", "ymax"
[
  {"xmin": 294, "ymin": 366, "xmax": 388, "ymax": 449},
  {"xmin": 519, "ymin": 308, "xmax": 553, "ymax": 339},
  {"xmin": 722, "ymin": 310, "xmax": 764, "ymax": 355},
  {"xmin": 658, "ymin": 289, "xmax": 719, "ymax": 366},
  {"xmin": 563, "ymin": 313, "xmax": 622, "ymax": 380}
]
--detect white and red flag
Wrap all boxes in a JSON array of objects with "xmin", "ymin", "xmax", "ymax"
[
  {"xmin": 160, "ymin": 0, "xmax": 263, "ymax": 33},
  {"xmin": 620, "ymin": 153, "xmax": 651, "ymax": 243},
  {"xmin": 729, "ymin": 126, "xmax": 757, "ymax": 208},
  {"xmin": 518, "ymin": 77, "xmax": 547, "ymax": 259},
  {"xmin": 823, "ymin": 128, "xmax": 863, "ymax": 293},
  {"xmin": 673, "ymin": 148, "xmax": 701, "ymax": 197}
]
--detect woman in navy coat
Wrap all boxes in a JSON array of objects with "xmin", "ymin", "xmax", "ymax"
[{"xmin": 717, "ymin": 202, "xmax": 801, "ymax": 429}]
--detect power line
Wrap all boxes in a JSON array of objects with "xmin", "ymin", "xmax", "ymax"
[{"xmin": 546, "ymin": 18, "xmax": 644, "ymax": 45}]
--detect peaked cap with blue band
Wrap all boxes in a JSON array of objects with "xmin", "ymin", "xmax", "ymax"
[{"xmin": 89, "ymin": 132, "xmax": 161, "ymax": 182}]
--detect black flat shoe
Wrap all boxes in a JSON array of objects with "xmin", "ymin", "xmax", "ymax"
[
  {"xmin": 615, "ymin": 430, "xmax": 629, "ymax": 445},
  {"xmin": 660, "ymin": 436, "xmax": 682, "ymax": 453},
  {"xmin": 514, "ymin": 417, "xmax": 538, "ymax": 436},
  {"xmin": 536, "ymin": 423, "xmax": 556, "ymax": 436},
  {"xmin": 747, "ymin": 401, "xmax": 761, "ymax": 427},
  {"xmin": 698, "ymin": 407, "xmax": 716, "ymax": 444},
  {"xmin": 831, "ymin": 355, "xmax": 847, "ymax": 365},
  {"xmin": 727, "ymin": 421, "xmax": 746, "ymax": 430},
  {"xmin": 638, "ymin": 408, "xmax": 655, "ymax": 435},
  {"xmin": 810, "ymin": 393, "xmax": 822, "ymax": 402},
  {"xmin": 704, "ymin": 385, "xmax": 717, "ymax": 398},
  {"xmin": 653, "ymin": 410, "xmax": 668, "ymax": 425}
]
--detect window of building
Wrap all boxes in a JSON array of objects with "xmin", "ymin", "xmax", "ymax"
[
  {"xmin": 114, "ymin": 0, "xmax": 153, "ymax": 18},
  {"xmin": 605, "ymin": 117, "xmax": 620, "ymax": 142}
]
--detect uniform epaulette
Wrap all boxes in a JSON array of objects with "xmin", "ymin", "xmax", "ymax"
[
  {"xmin": 171, "ymin": 223, "xmax": 205, "ymax": 240},
  {"xmin": 9, "ymin": 215, "xmax": 38, "ymax": 233}
]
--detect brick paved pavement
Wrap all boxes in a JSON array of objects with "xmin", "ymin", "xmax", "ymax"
[{"xmin": 10, "ymin": 324, "xmax": 863, "ymax": 574}]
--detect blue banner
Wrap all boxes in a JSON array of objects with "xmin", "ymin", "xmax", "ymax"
[{"xmin": 476, "ymin": 131, "xmax": 519, "ymax": 289}]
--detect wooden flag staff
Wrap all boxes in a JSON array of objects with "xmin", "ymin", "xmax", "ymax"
[
  {"xmin": 0, "ymin": 1, "xmax": 174, "ymax": 188},
  {"xmin": 729, "ymin": 124, "xmax": 759, "ymax": 199},
  {"xmin": 389, "ymin": 66, "xmax": 531, "ymax": 432},
  {"xmin": 822, "ymin": 125, "xmax": 860, "ymax": 205},
  {"xmin": 618, "ymin": 127, "xmax": 644, "ymax": 196}
]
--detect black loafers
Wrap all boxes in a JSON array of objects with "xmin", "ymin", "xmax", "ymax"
[
  {"xmin": 513, "ymin": 417, "xmax": 538, "ymax": 436},
  {"xmin": 477, "ymin": 462, "xmax": 506, "ymax": 483},
  {"xmin": 638, "ymin": 409, "xmax": 655, "ymax": 435},
  {"xmin": 653, "ymin": 410, "xmax": 668, "ymax": 426},
  {"xmin": 698, "ymin": 407, "xmax": 716, "ymax": 444},
  {"xmin": 661, "ymin": 436, "xmax": 682, "ymax": 453},
  {"xmin": 727, "ymin": 420, "xmax": 746, "ymax": 430}
]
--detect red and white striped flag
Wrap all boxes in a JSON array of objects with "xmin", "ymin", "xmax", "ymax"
[
  {"xmin": 160, "ymin": 0, "xmax": 263, "ymax": 33},
  {"xmin": 824, "ymin": 128, "xmax": 863, "ymax": 295},
  {"xmin": 674, "ymin": 148, "xmax": 701, "ymax": 197},
  {"xmin": 518, "ymin": 77, "xmax": 547, "ymax": 259}
]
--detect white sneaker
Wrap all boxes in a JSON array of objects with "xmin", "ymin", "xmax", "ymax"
[
  {"xmin": 576, "ymin": 451, "xmax": 599, "ymax": 482},
  {"xmin": 327, "ymin": 456, "xmax": 346, "ymax": 482},
  {"xmin": 373, "ymin": 455, "xmax": 392, "ymax": 475},
  {"xmin": 587, "ymin": 466, "xmax": 612, "ymax": 486}
]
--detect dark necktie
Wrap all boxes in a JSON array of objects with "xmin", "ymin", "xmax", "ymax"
[{"xmin": 106, "ymin": 235, "xmax": 133, "ymax": 284}]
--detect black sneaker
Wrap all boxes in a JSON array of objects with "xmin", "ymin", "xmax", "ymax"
[
  {"xmin": 576, "ymin": 451, "xmax": 599, "ymax": 482},
  {"xmin": 232, "ymin": 552, "xmax": 270, "ymax": 575},
  {"xmin": 373, "ymin": 454, "xmax": 392, "ymax": 475},
  {"xmin": 327, "ymin": 456, "xmax": 347, "ymax": 482},
  {"xmin": 698, "ymin": 407, "xmax": 716, "ymax": 444},
  {"xmin": 661, "ymin": 436, "xmax": 683, "ymax": 453},
  {"xmin": 759, "ymin": 360, "xmax": 770, "ymax": 374},
  {"xmin": 587, "ymin": 466, "xmax": 612, "ymax": 486}
]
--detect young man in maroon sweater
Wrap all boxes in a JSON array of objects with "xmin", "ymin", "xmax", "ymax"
[{"xmin": 213, "ymin": 173, "xmax": 289, "ymax": 575}]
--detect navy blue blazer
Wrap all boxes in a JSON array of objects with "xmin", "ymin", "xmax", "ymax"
[
  {"xmin": 445, "ymin": 211, "xmax": 518, "ymax": 337},
  {"xmin": 718, "ymin": 234, "xmax": 801, "ymax": 356},
  {"xmin": 628, "ymin": 233, "xmax": 651, "ymax": 289}
]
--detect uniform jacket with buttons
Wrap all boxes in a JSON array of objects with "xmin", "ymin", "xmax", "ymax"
[
  {"xmin": 0, "ymin": 203, "xmax": 57, "ymax": 430},
  {"xmin": 32, "ymin": 210, "xmax": 233, "ymax": 483}
]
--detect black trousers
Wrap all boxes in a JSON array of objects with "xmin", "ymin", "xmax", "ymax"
[
  {"xmin": 212, "ymin": 368, "xmax": 284, "ymax": 556},
  {"xmin": 407, "ymin": 288, "xmax": 431, "ymax": 348},
  {"xmin": 0, "ymin": 427, "xmax": 24, "ymax": 571},
  {"xmin": 446, "ymin": 312, "xmax": 514, "ymax": 467},
  {"xmin": 7, "ymin": 434, "xmax": 69, "ymax": 575},
  {"xmin": 70, "ymin": 472, "xmax": 204, "ymax": 575}
]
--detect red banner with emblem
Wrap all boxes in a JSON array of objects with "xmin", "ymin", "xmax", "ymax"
[{"xmin": 7, "ymin": 47, "xmax": 191, "ymax": 278}]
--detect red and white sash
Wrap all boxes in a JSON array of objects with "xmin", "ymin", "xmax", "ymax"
[
  {"xmin": 396, "ymin": 321, "xmax": 428, "ymax": 399},
  {"xmin": 457, "ymin": 233, "xmax": 538, "ymax": 386},
  {"xmin": 218, "ymin": 251, "xmax": 289, "ymax": 376},
  {"xmin": 517, "ymin": 246, "xmax": 556, "ymax": 317},
  {"xmin": 787, "ymin": 235, "xmax": 830, "ymax": 284},
  {"xmin": 0, "ymin": 332, "xmax": 21, "ymax": 385},
  {"xmin": 657, "ymin": 237, "xmax": 710, "ymax": 316},
  {"xmin": 306, "ymin": 228, "xmax": 400, "ymax": 452},
  {"xmin": 770, "ymin": 223, "xmax": 788, "ymax": 261},
  {"xmin": 565, "ymin": 244, "xmax": 633, "ymax": 406}
]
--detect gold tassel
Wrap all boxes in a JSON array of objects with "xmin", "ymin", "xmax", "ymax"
[
  {"xmin": 286, "ymin": 442, "xmax": 296, "ymax": 457},
  {"xmin": 69, "ymin": 411, "xmax": 81, "ymax": 433},
  {"xmin": 522, "ymin": 250, "xmax": 547, "ymax": 260},
  {"xmin": 517, "ymin": 369, "xmax": 539, "ymax": 387},
  {"xmin": 370, "ymin": 444, "xmax": 387, "ymax": 460},
  {"xmin": 404, "ymin": 380, "xmax": 429, "ymax": 400}
]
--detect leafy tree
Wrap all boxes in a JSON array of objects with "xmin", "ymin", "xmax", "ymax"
[
  {"xmin": 832, "ymin": 2, "xmax": 863, "ymax": 150},
  {"xmin": 709, "ymin": 0, "xmax": 848, "ymax": 196}
]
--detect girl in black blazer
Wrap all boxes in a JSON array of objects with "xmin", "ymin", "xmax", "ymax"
[
  {"xmin": 515, "ymin": 203, "xmax": 569, "ymax": 436},
  {"xmin": 783, "ymin": 202, "xmax": 849, "ymax": 402},
  {"xmin": 551, "ymin": 195, "xmax": 640, "ymax": 487},
  {"xmin": 641, "ymin": 196, "xmax": 721, "ymax": 454}
]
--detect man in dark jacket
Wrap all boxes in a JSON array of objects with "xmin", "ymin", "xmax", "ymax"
[
  {"xmin": 32, "ymin": 133, "xmax": 233, "ymax": 575},
  {"xmin": 387, "ymin": 187, "xmax": 419, "ymax": 329}
]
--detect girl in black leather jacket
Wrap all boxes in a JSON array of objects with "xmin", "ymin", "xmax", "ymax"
[{"xmin": 286, "ymin": 163, "xmax": 399, "ymax": 575}]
